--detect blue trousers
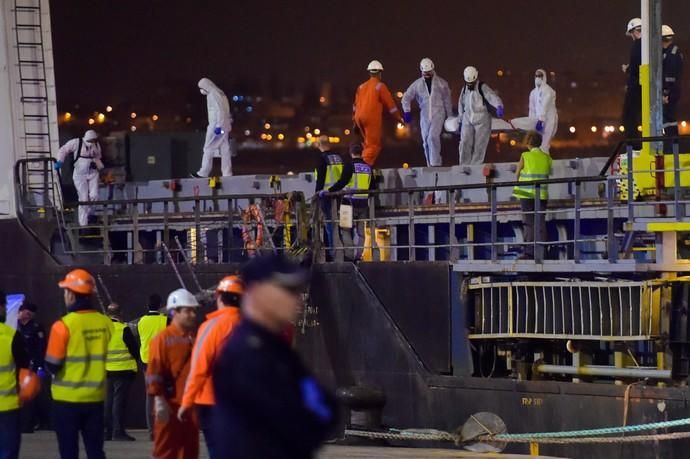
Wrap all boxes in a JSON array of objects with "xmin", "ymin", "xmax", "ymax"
[
  {"xmin": 0, "ymin": 409, "xmax": 20, "ymax": 459},
  {"xmin": 199, "ymin": 405, "xmax": 217, "ymax": 459},
  {"xmin": 53, "ymin": 401, "xmax": 105, "ymax": 459}
]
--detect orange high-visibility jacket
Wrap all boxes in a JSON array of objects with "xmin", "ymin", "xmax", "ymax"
[
  {"xmin": 181, "ymin": 308, "xmax": 241, "ymax": 408},
  {"xmin": 146, "ymin": 323, "xmax": 195, "ymax": 406}
]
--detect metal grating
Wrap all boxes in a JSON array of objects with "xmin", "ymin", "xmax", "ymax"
[{"xmin": 468, "ymin": 281, "xmax": 659, "ymax": 341}]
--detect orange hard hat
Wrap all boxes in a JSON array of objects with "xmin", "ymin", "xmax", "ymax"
[
  {"xmin": 216, "ymin": 275, "xmax": 244, "ymax": 295},
  {"xmin": 18, "ymin": 368, "xmax": 41, "ymax": 403},
  {"xmin": 58, "ymin": 269, "xmax": 96, "ymax": 294}
]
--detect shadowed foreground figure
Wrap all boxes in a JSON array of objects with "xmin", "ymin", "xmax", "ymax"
[{"xmin": 213, "ymin": 254, "xmax": 338, "ymax": 459}]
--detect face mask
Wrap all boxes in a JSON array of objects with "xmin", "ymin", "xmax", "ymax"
[
  {"xmin": 534, "ymin": 77, "xmax": 543, "ymax": 87},
  {"xmin": 200, "ymin": 89, "xmax": 208, "ymax": 95}
]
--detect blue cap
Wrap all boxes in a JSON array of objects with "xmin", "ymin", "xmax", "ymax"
[{"xmin": 241, "ymin": 253, "xmax": 308, "ymax": 290}]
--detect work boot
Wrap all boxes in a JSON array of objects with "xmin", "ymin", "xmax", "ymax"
[{"xmin": 112, "ymin": 432, "xmax": 136, "ymax": 442}]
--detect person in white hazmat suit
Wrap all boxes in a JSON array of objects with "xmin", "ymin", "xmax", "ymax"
[
  {"xmin": 458, "ymin": 66, "xmax": 504, "ymax": 165},
  {"xmin": 528, "ymin": 69, "xmax": 558, "ymax": 152},
  {"xmin": 192, "ymin": 77, "xmax": 233, "ymax": 178},
  {"xmin": 402, "ymin": 58, "xmax": 453, "ymax": 166},
  {"xmin": 55, "ymin": 129, "xmax": 104, "ymax": 226}
]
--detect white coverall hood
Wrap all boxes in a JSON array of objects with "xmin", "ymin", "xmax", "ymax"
[{"xmin": 534, "ymin": 69, "xmax": 547, "ymax": 88}]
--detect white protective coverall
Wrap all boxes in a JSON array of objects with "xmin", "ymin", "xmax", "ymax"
[
  {"xmin": 197, "ymin": 77, "xmax": 233, "ymax": 177},
  {"xmin": 57, "ymin": 133, "xmax": 103, "ymax": 226},
  {"xmin": 528, "ymin": 69, "xmax": 558, "ymax": 152},
  {"xmin": 458, "ymin": 82, "xmax": 503, "ymax": 165},
  {"xmin": 402, "ymin": 75, "xmax": 453, "ymax": 166}
]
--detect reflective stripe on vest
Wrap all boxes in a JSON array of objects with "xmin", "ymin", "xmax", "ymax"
[
  {"xmin": 106, "ymin": 321, "xmax": 137, "ymax": 372},
  {"xmin": 52, "ymin": 312, "xmax": 112, "ymax": 403},
  {"xmin": 345, "ymin": 162, "xmax": 372, "ymax": 200},
  {"xmin": 315, "ymin": 153, "xmax": 344, "ymax": 189},
  {"xmin": 513, "ymin": 148, "xmax": 551, "ymax": 200},
  {"xmin": 0, "ymin": 323, "xmax": 19, "ymax": 412},
  {"xmin": 138, "ymin": 314, "xmax": 167, "ymax": 364}
]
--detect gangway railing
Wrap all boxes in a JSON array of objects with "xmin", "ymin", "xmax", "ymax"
[{"xmin": 12, "ymin": 136, "xmax": 690, "ymax": 268}]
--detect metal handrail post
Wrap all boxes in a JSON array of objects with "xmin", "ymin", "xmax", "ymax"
[
  {"xmin": 626, "ymin": 144, "xmax": 634, "ymax": 221},
  {"xmin": 331, "ymin": 198, "xmax": 344, "ymax": 262},
  {"xmin": 673, "ymin": 141, "xmax": 682, "ymax": 220},
  {"xmin": 449, "ymin": 189, "xmax": 459, "ymax": 262},
  {"xmin": 574, "ymin": 180, "xmax": 582, "ymax": 263},
  {"xmin": 534, "ymin": 186, "xmax": 542, "ymax": 264},
  {"xmin": 194, "ymin": 197, "xmax": 202, "ymax": 262},
  {"xmin": 368, "ymin": 195, "xmax": 379, "ymax": 261},
  {"xmin": 607, "ymin": 177, "xmax": 617, "ymax": 263},
  {"xmin": 408, "ymin": 191, "xmax": 415, "ymax": 261},
  {"xmin": 490, "ymin": 186, "xmax": 497, "ymax": 262}
]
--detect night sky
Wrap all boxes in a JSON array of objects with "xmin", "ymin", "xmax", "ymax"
[{"xmin": 50, "ymin": 1, "xmax": 690, "ymax": 110}]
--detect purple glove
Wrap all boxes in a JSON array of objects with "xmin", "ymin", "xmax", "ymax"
[
  {"xmin": 403, "ymin": 112, "xmax": 412, "ymax": 124},
  {"xmin": 536, "ymin": 120, "xmax": 544, "ymax": 132},
  {"xmin": 496, "ymin": 106, "xmax": 504, "ymax": 118},
  {"xmin": 214, "ymin": 127, "xmax": 223, "ymax": 135}
]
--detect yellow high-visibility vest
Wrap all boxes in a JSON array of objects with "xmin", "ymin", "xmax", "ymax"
[
  {"xmin": 52, "ymin": 311, "xmax": 113, "ymax": 403},
  {"xmin": 106, "ymin": 320, "xmax": 137, "ymax": 372},
  {"xmin": 137, "ymin": 314, "xmax": 167, "ymax": 364},
  {"xmin": 0, "ymin": 323, "xmax": 19, "ymax": 412},
  {"xmin": 513, "ymin": 148, "xmax": 552, "ymax": 200},
  {"xmin": 315, "ymin": 153, "xmax": 344, "ymax": 190},
  {"xmin": 345, "ymin": 161, "xmax": 372, "ymax": 201}
]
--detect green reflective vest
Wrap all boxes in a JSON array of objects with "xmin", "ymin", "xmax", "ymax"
[
  {"xmin": 0, "ymin": 323, "xmax": 19, "ymax": 412},
  {"xmin": 106, "ymin": 320, "xmax": 137, "ymax": 372},
  {"xmin": 345, "ymin": 161, "xmax": 372, "ymax": 201},
  {"xmin": 137, "ymin": 314, "xmax": 167, "ymax": 364},
  {"xmin": 513, "ymin": 148, "xmax": 552, "ymax": 200},
  {"xmin": 315, "ymin": 153, "xmax": 344, "ymax": 190},
  {"xmin": 52, "ymin": 311, "xmax": 113, "ymax": 403}
]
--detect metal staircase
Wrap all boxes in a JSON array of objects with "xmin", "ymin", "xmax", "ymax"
[{"xmin": 12, "ymin": 0, "xmax": 59, "ymax": 203}]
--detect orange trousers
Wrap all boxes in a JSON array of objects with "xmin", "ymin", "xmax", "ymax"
[
  {"xmin": 152, "ymin": 403, "xmax": 199, "ymax": 459},
  {"xmin": 356, "ymin": 116, "xmax": 382, "ymax": 166}
]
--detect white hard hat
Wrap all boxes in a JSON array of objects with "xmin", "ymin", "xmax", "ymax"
[
  {"xmin": 420, "ymin": 58, "xmax": 434, "ymax": 73},
  {"xmin": 662, "ymin": 24, "xmax": 675, "ymax": 37},
  {"xmin": 367, "ymin": 60, "xmax": 384, "ymax": 72},
  {"xmin": 626, "ymin": 17, "xmax": 642, "ymax": 34},
  {"xmin": 166, "ymin": 288, "xmax": 200, "ymax": 310},
  {"xmin": 444, "ymin": 116, "xmax": 460, "ymax": 133},
  {"xmin": 83, "ymin": 130, "xmax": 98, "ymax": 142},
  {"xmin": 463, "ymin": 66, "xmax": 478, "ymax": 83}
]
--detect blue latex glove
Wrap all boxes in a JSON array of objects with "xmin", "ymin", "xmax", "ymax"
[
  {"xmin": 214, "ymin": 127, "xmax": 223, "ymax": 135},
  {"xmin": 36, "ymin": 367, "xmax": 48, "ymax": 379},
  {"xmin": 54, "ymin": 160, "xmax": 62, "ymax": 171},
  {"xmin": 496, "ymin": 105, "xmax": 504, "ymax": 118},
  {"xmin": 536, "ymin": 120, "xmax": 544, "ymax": 132},
  {"xmin": 300, "ymin": 377, "xmax": 332, "ymax": 422},
  {"xmin": 403, "ymin": 112, "xmax": 412, "ymax": 124},
  {"xmin": 318, "ymin": 190, "xmax": 328, "ymax": 198}
]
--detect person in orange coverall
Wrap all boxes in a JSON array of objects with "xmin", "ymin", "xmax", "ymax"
[
  {"xmin": 353, "ymin": 59, "xmax": 405, "ymax": 166},
  {"xmin": 146, "ymin": 288, "xmax": 199, "ymax": 459},
  {"xmin": 177, "ymin": 276, "xmax": 243, "ymax": 459}
]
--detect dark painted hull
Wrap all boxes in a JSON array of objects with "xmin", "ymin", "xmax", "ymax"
[{"xmin": 2, "ymin": 219, "xmax": 689, "ymax": 458}]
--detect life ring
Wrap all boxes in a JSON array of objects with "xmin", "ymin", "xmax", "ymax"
[{"xmin": 242, "ymin": 204, "xmax": 264, "ymax": 257}]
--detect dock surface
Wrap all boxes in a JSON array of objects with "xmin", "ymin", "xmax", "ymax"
[{"xmin": 18, "ymin": 431, "xmax": 567, "ymax": 458}]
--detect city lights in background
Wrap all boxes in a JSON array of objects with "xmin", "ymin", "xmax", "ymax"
[
  {"xmin": 569, "ymin": 126, "xmax": 576, "ymax": 133},
  {"xmin": 130, "ymin": 112, "xmax": 137, "ymax": 119},
  {"xmin": 106, "ymin": 105, "xmax": 113, "ymax": 112}
]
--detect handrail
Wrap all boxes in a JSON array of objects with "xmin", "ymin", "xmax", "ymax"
[{"xmin": 598, "ymin": 134, "xmax": 690, "ymax": 176}]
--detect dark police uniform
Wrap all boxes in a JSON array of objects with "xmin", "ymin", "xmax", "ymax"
[
  {"xmin": 213, "ymin": 319, "xmax": 337, "ymax": 459},
  {"xmin": 622, "ymin": 39, "xmax": 642, "ymax": 149},
  {"xmin": 17, "ymin": 317, "xmax": 47, "ymax": 432},
  {"xmin": 663, "ymin": 43, "xmax": 684, "ymax": 151}
]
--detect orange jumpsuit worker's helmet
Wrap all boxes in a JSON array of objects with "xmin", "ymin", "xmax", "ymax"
[
  {"xmin": 58, "ymin": 269, "xmax": 96, "ymax": 295},
  {"xmin": 216, "ymin": 275, "xmax": 244, "ymax": 295}
]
